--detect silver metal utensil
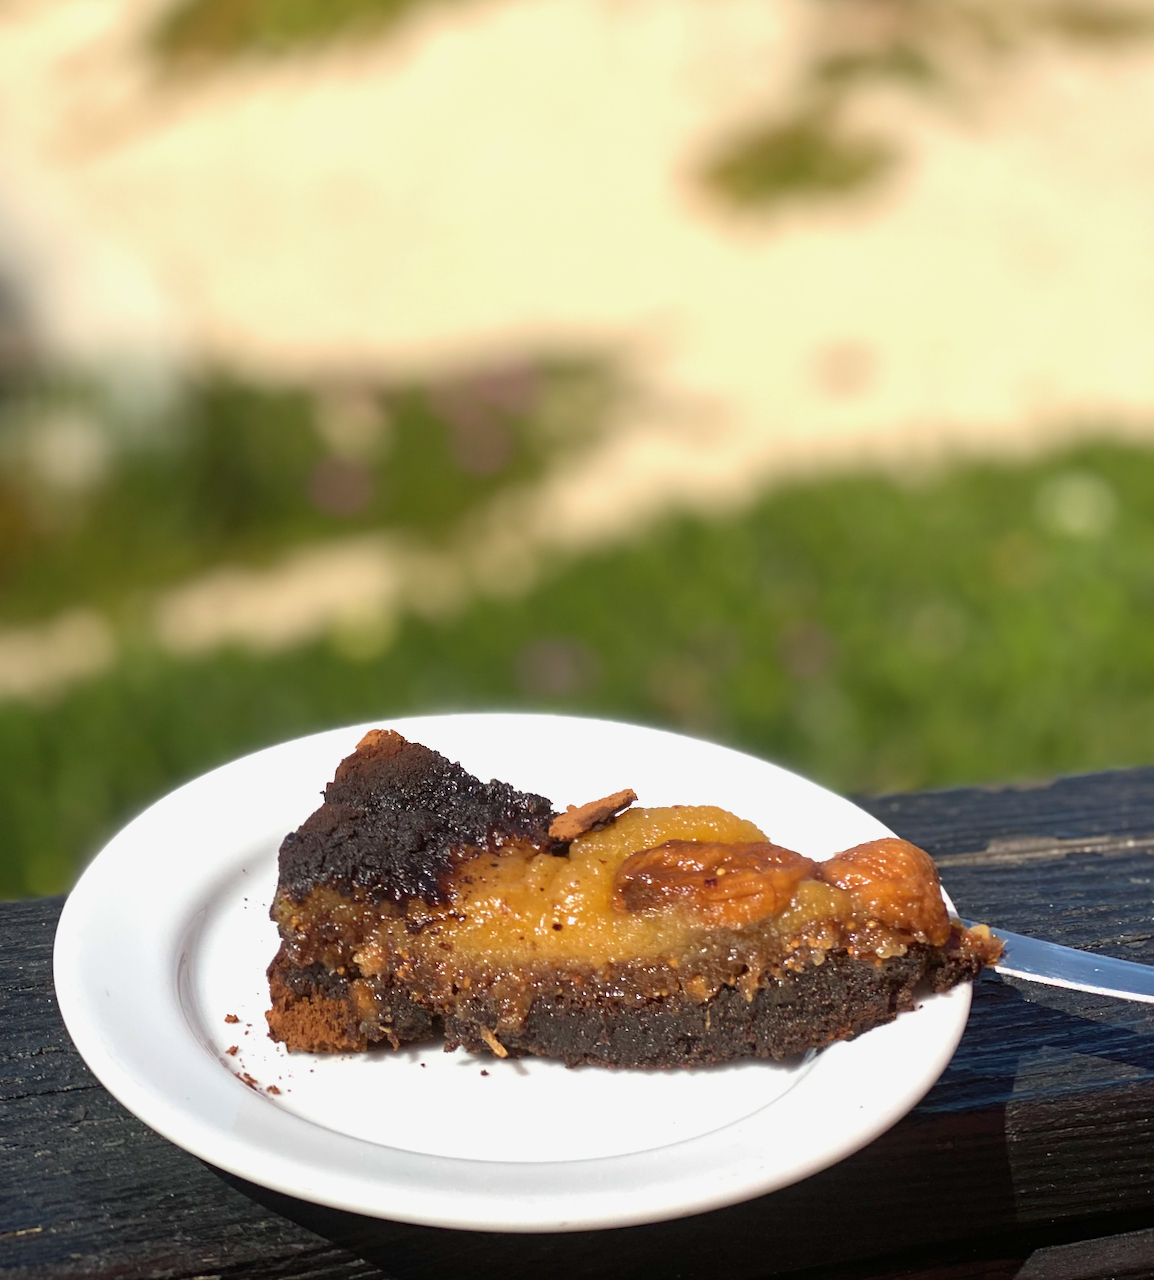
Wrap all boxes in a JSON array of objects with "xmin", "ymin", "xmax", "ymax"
[{"xmin": 961, "ymin": 919, "xmax": 1154, "ymax": 1004}]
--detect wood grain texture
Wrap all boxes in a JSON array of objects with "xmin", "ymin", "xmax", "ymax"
[
  {"xmin": 1, "ymin": 898, "xmax": 376, "ymax": 1280},
  {"xmin": 7, "ymin": 765, "xmax": 1154, "ymax": 1279}
]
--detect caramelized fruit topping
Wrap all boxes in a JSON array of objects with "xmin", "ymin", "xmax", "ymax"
[
  {"xmin": 387, "ymin": 805, "xmax": 769, "ymax": 968},
  {"xmin": 277, "ymin": 804, "xmax": 968, "ymax": 1038},
  {"xmin": 819, "ymin": 837, "xmax": 951, "ymax": 947},
  {"xmin": 612, "ymin": 840, "xmax": 817, "ymax": 928}
]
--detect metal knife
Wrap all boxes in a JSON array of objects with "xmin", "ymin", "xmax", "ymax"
[{"xmin": 961, "ymin": 919, "xmax": 1154, "ymax": 1004}]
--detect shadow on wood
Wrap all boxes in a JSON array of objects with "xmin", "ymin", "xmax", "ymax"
[{"xmin": 208, "ymin": 975, "xmax": 1154, "ymax": 1280}]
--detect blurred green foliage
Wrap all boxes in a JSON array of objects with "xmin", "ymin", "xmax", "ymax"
[
  {"xmin": 155, "ymin": 0, "xmax": 468, "ymax": 57},
  {"xmin": 0, "ymin": 364, "xmax": 605, "ymax": 626},
  {"xmin": 151, "ymin": 0, "xmax": 1154, "ymax": 216},
  {"xmin": 703, "ymin": 112, "xmax": 897, "ymax": 210},
  {"xmin": 698, "ymin": 0, "xmax": 1154, "ymax": 210},
  {"xmin": 155, "ymin": 0, "xmax": 1154, "ymax": 61},
  {"xmin": 4, "ymin": 435, "xmax": 1154, "ymax": 899}
]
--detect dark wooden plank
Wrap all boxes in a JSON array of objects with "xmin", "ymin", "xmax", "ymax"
[
  {"xmin": 858, "ymin": 764, "xmax": 1154, "ymax": 859},
  {"xmin": 8, "ymin": 765, "xmax": 1154, "ymax": 1280},
  {"xmin": 1, "ymin": 896, "xmax": 377, "ymax": 1280},
  {"xmin": 769, "ymin": 1219, "xmax": 1154, "ymax": 1280}
]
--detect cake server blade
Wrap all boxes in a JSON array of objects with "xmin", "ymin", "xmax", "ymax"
[{"xmin": 961, "ymin": 919, "xmax": 1154, "ymax": 1004}]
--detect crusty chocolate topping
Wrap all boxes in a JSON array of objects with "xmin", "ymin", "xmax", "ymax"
[{"xmin": 276, "ymin": 730, "xmax": 557, "ymax": 906}]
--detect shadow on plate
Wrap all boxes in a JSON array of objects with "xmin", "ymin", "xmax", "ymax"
[{"xmin": 211, "ymin": 975, "xmax": 1154, "ymax": 1279}]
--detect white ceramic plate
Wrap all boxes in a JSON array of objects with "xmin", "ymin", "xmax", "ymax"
[{"xmin": 54, "ymin": 713, "xmax": 971, "ymax": 1233}]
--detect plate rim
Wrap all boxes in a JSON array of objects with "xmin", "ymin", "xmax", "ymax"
[{"xmin": 53, "ymin": 712, "xmax": 971, "ymax": 1233}]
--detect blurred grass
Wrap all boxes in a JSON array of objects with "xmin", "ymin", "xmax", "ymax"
[
  {"xmin": 703, "ymin": 110, "xmax": 898, "ymax": 210},
  {"xmin": 0, "ymin": 363, "xmax": 606, "ymax": 626},
  {"xmin": 152, "ymin": 0, "xmax": 1154, "ymax": 222},
  {"xmin": 155, "ymin": 0, "xmax": 1154, "ymax": 61},
  {"xmin": 155, "ymin": 0, "xmax": 471, "ymax": 57},
  {"xmin": 4, "ymin": 433, "xmax": 1154, "ymax": 899}
]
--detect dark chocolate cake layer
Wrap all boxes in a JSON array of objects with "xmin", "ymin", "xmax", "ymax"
[
  {"xmin": 267, "ymin": 950, "xmax": 437, "ymax": 1053},
  {"xmin": 445, "ymin": 944, "xmax": 980, "ymax": 1067},
  {"xmin": 267, "ymin": 942, "xmax": 983, "ymax": 1065},
  {"xmin": 276, "ymin": 730, "xmax": 557, "ymax": 906}
]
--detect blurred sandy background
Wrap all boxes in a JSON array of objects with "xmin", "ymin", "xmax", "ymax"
[{"xmin": 5, "ymin": 0, "xmax": 1154, "ymax": 895}]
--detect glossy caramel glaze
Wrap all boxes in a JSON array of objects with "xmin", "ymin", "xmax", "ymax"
[{"xmin": 361, "ymin": 806, "xmax": 769, "ymax": 970}]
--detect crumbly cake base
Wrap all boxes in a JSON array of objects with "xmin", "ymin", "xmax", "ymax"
[{"xmin": 266, "ymin": 940, "xmax": 984, "ymax": 1068}]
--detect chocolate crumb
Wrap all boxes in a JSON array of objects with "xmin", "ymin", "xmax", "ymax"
[
  {"xmin": 267, "ymin": 1084, "xmax": 281, "ymax": 1095},
  {"xmin": 226, "ymin": 1045, "xmax": 238, "ymax": 1056},
  {"xmin": 224, "ymin": 1014, "xmax": 240, "ymax": 1024},
  {"xmin": 480, "ymin": 1070, "xmax": 489, "ymax": 1077}
]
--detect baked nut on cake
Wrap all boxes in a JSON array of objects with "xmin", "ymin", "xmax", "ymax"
[{"xmin": 266, "ymin": 730, "xmax": 1000, "ymax": 1067}]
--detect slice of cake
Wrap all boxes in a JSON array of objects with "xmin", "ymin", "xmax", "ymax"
[{"xmin": 266, "ymin": 730, "xmax": 999, "ymax": 1066}]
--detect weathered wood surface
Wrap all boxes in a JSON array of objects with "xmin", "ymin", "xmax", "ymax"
[{"xmin": 8, "ymin": 767, "xmax": 1154, "ymax": 1280}]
